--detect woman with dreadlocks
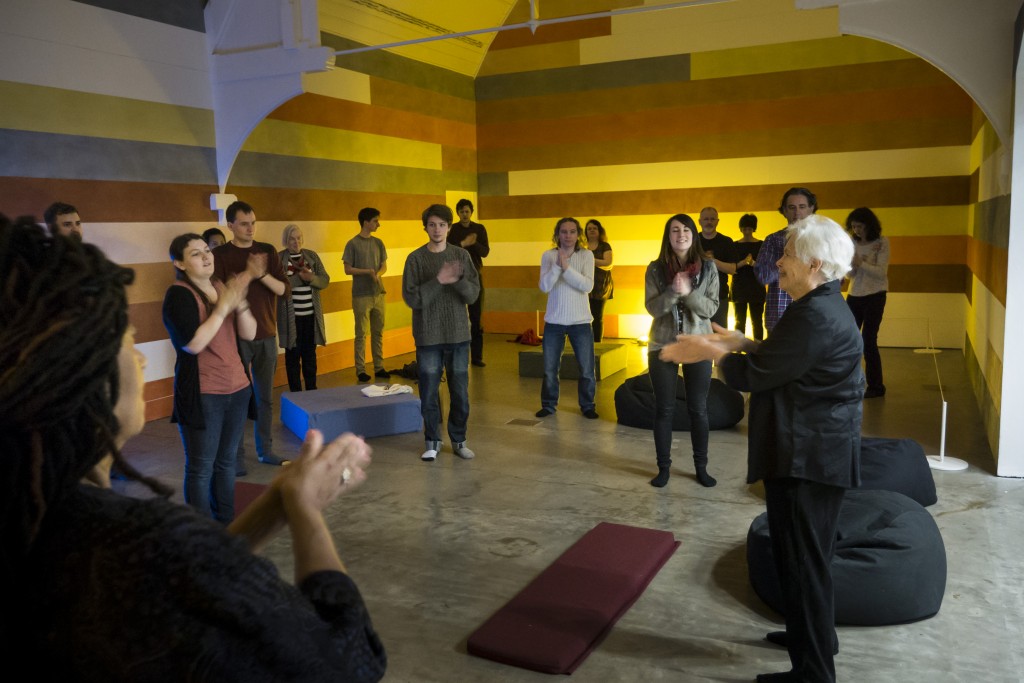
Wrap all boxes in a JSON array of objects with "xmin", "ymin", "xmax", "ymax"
[
  {"xmin": 0, "ymin": 216, "xmax": 386, "ymax": 681},
  {"xmin": 163, "ymin": 232, "xmax": 257, "ymax": 521}
]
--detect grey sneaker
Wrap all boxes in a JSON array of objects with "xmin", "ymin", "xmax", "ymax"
[
  {"xmin": 421, "ymin": 441, "xmax": 441, "ymax": 462},
  {"xmin": 453, "ymin": 442, "xmax": 475, "ymax": 460}
]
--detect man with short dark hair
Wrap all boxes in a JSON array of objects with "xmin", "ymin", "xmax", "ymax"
[
  {"xmin": 44, "ymin": 202, "xmax": 83, "ymax": 240},
  {"xmin": 213, "ymin": 200, "xmax": 290, "ymax": 472},
  {"xmin": 343, "ymin": 208, "xmax": 388, "ymax": 382},
  {"xmin": 402, "ymin": 204, "xmax": 480, "ymax": 463},
  {"xmin": 755, "ymin": 188, "xmax": 818, "ymax": 332},
  {"xmin": 448, "ymin": 198, "xmax": 490, "ymax": 367}
]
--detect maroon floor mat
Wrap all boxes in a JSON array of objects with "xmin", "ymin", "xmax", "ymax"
[
  {"xmin": 234, "ymin": 481, "xmax": 268, "ymax": 517},
  {"xmin": 467, "ymin": 521, "xmax": 680, "ymax": 674}
]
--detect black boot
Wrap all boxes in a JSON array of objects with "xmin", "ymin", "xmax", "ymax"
[{"xmin": 650, "ymin": 467, "xmax": 670, "ymax": 488}]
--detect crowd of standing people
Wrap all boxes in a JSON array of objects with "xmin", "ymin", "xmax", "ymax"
[{"xmin": 9, "ymin": 191, "xmax": 892, "ymax": 682}]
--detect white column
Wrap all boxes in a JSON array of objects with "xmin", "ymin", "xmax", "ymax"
[{"xmin": 996, "ymin": 44, "xmax": 1024, "ymax": 476}]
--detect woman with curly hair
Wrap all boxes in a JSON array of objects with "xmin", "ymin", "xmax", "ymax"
[
  {"xmin": 0, "ymin": 215, "xmax": 385, "ymax": 681},
  {"xmin": 845, "ymin": 207, "xmax": 890, "ymax": 398}
]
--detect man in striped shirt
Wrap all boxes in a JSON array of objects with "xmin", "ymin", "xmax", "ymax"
[{"xmin": 755, "ymin": 187, "xmax": 817, "ymax": 333}]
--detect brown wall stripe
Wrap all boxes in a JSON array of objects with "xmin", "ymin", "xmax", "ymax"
[
  {"xmin": 0, "ymin": 177, "xmax": 217, "ymax": 222},
  {"xmin": 442, "ymin": 145, "xmax": 479, "ymax": 173},
  {"xmin": 368, "ymin": 77, "xmax": 476, "ymax": 125},
  {"xmin": 479, "ymin": 177, "xmax": 971, "ymax": 216},
  {"xmin": 477, "ymin": 59, "xmax": 957, "ymax": 123},
  {"xmin": 476, "ymin": 52, "xmax": 692, "ymax": 100},
  {"xmin": 268, "ymin": 93, "xmax": 474, "ymax": 147},
  {"xmin": 968, "ymin": 237, "xmax": 1008, "ymax": 305},
  {"xmin": 888, "ymin": 236, "xmax": 968, "ymax": 265},
  {"xmin": 478, "ymin": 84, "xmax": 970, "ymax": 149},
  {"xmin": 478, "ymin": 119, "xmax": 969, "ymax": 172}
]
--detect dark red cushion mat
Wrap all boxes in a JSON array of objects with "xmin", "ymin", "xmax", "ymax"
[
  {"xmin": 234, "ymin": 481, "xmax": 268, "ymax": 517},
  {"xmin": 467, "ymin": 522, "xmax": 680, "ymax": 674}
]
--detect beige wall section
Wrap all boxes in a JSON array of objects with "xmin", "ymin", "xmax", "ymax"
[
  {"xmin": 881, "ymin": 293, "xmax": 967, "ymax": 349},
  {"xmin": 2, "ymin": 0, "xmax": 210, "ymax": 107}
]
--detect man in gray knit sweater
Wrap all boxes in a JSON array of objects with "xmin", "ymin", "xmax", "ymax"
[{"xmin": 402, "ymin": 204, "xmax": 481, "ymax": 462}]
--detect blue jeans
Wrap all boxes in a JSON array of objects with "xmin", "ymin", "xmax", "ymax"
[
  {"xmin": 541, "ymin": 323, "xmax": 596, "ymax": 413},
  {"xmin": 648, "ymin": 353, "xmax": 711, "ymax": 469},
  {"xmin": 179, "ymin": 387, "xmax": 251, "ymax": 523},
  {"xmin": 417, "ymin": 342, "xmax": 470, "ymax": 447}
]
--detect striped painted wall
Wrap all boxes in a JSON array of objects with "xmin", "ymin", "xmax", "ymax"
[
  {"xmin": 0, "ymin": 0, "xmax": 218, "ymax": 420},
  {"xmin": 474, "ymin": 26, "xmax": 976, "ymax": 347},
  {"xmin": 0, "ymin": 0, "xmax": 1009, "ymax": 454},
  {"xmin": 964, "ymin": 112, "xmax": 1010, "ymax": 456},
  {"xmin": 0, "ymin": 2, "xmax": 481, "ymax": 421}
]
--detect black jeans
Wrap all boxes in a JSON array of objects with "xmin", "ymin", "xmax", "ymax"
[
  {"xmin": 589, "ymin": 297, "xmax": 606, "ymax": 342},
  {"xmin": 648, "ymin": 352, "xmax": 711, "ymax": 469},
  {"xmin": 285, "ymin": 314, "xmax": 317, "ymax": 391},
  {"xmin": 468, "ymin": 286, "xmax": 484, "ymax": 363},
  {"xmin": 847, "ymin": 291, "xmax": 886, "ymax": 390},
  {"xmin": 733, "ymin": 300, "xmax": 765, "ymax": 341}
]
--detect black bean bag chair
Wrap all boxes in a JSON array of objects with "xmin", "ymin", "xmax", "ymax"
[
  {"xmin": 746, "ymin": 488, "xmax": 946, "ymax": 626},
  {"xmin": 859, "ymin": 437, "xmax": 937, "ymax": 506},
  {"xmin": 613, "ymin": 372, "xmax": 744, "ymax": 431}
]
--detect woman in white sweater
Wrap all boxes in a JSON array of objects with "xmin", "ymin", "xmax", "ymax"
[
  {"xmin": 536, "ymin": 218, "xmax": 598, "ymax": 419},
  {"xmin": 846, "ymin": 207, "xmax": 890, "ymax": 398}
]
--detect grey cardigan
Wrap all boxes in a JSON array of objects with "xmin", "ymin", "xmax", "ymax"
[
  {"xmin": 276, "ymin": 248, "xmax": 330, "ymax": 350},
  {"xmin": 645, "ymin": 258, "xmax": 719, "ymax": 351}
]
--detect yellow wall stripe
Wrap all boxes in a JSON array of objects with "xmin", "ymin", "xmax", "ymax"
[
  {"xmin": 242, "ymin": 118, "xmax": 443, "ymax": 169},
  {"xmin": 0, "ymin": 80, "xmax": 212, "ymax": 146},
  {"xmin": 507, "ymin": 147, "xmax": 970, "ymax": 196},
  {"xmin": 690, "ymin": 35, "xmax": 913, "ymax": 80}
]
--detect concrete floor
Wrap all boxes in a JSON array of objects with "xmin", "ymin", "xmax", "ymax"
[{"xmin": 120, "ymin": 336, "xmax": 1024, "ymax": 682}]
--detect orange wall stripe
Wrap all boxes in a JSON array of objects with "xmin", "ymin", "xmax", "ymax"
[{"xmin": 477, "ymin": 84, "xmax": 970, "ymax": 149}]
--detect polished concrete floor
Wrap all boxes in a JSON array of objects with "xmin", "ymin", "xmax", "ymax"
[{"xmin": 120, "ymin": 337, "xmax": 1024, "ymax": 682}]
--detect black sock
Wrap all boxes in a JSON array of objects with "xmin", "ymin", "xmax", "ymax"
[
  {"xmin": 649, "ymin": 467, "xmax": 670, "ymax": 487},
  {"xmin": 695, "ymin": 466, "xmax": 717, "ymax": 488}
]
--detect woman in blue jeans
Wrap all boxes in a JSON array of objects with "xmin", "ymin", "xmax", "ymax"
[
  {"xmin": 536, "ymin": 218, "xmax": 598, "ymax": 419},
  {"xmin": 163, "ymin": 233, "xmax": 258, "ymax": 522},
  {"xmin": 644, "ymin": 214, "xmax": 719, "ymax": 488}
]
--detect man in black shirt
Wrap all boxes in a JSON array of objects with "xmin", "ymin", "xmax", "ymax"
[
  {"xmin": 448, "ymin": 198, "xmax": 490, "ymax": 367},
  {"xmin": 698, "ymin": 206, "xmax": 734, "ymax": 329}
]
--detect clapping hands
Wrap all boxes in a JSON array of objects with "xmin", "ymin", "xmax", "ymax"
[{"xmin": 437, "ymin": 260, "xmax": 464, "ymax": 284}]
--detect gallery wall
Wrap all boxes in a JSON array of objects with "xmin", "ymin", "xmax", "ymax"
[{"xmin": 0, "ymin": 0, "xmax": 1009, "ymax": 456}]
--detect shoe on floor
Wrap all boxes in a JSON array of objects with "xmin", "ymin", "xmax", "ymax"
[
  {"xmin": 471, "ymin": 359, "xmax": 486, "ymax": 367},
  {"xmin": 421, "ymin": 447, "xmax": 438, "ymax": 462},
  {"xmin": 535, "ymin": 407, "xmax": 554, "ymax": 418},
  {"xmin": 375, "ymin": 368, "xmax": 391, "ymax": 379},
  {"xmin": 583, "ymin": 409, "xmax": 599, "ymax": 419},
  {"xmin": 357, "ymin": 372, "xmax": 372, "ymax": 383},
  {"xmin": 453, "ymin": 442, "xmax": 475, "ymax": 459},
  {"xmin": 258, "ymin": 454, "xmax": 289, "ymax": 466},
  {"xmin": 864, "ymin": 385, "xmax": 886, "ymax": 399},
  {"xmin": 235, "ymin": 468, "xmax": 248, "ymax": 478}
]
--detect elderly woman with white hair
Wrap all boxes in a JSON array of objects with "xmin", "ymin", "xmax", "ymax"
[
  {"xmin": 661, "ymin": 215, "xmax": 864, "ymax": 683},
  {"xmin": 278, "ymin": 224, "xmax": 330, "ymax": 391}
]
